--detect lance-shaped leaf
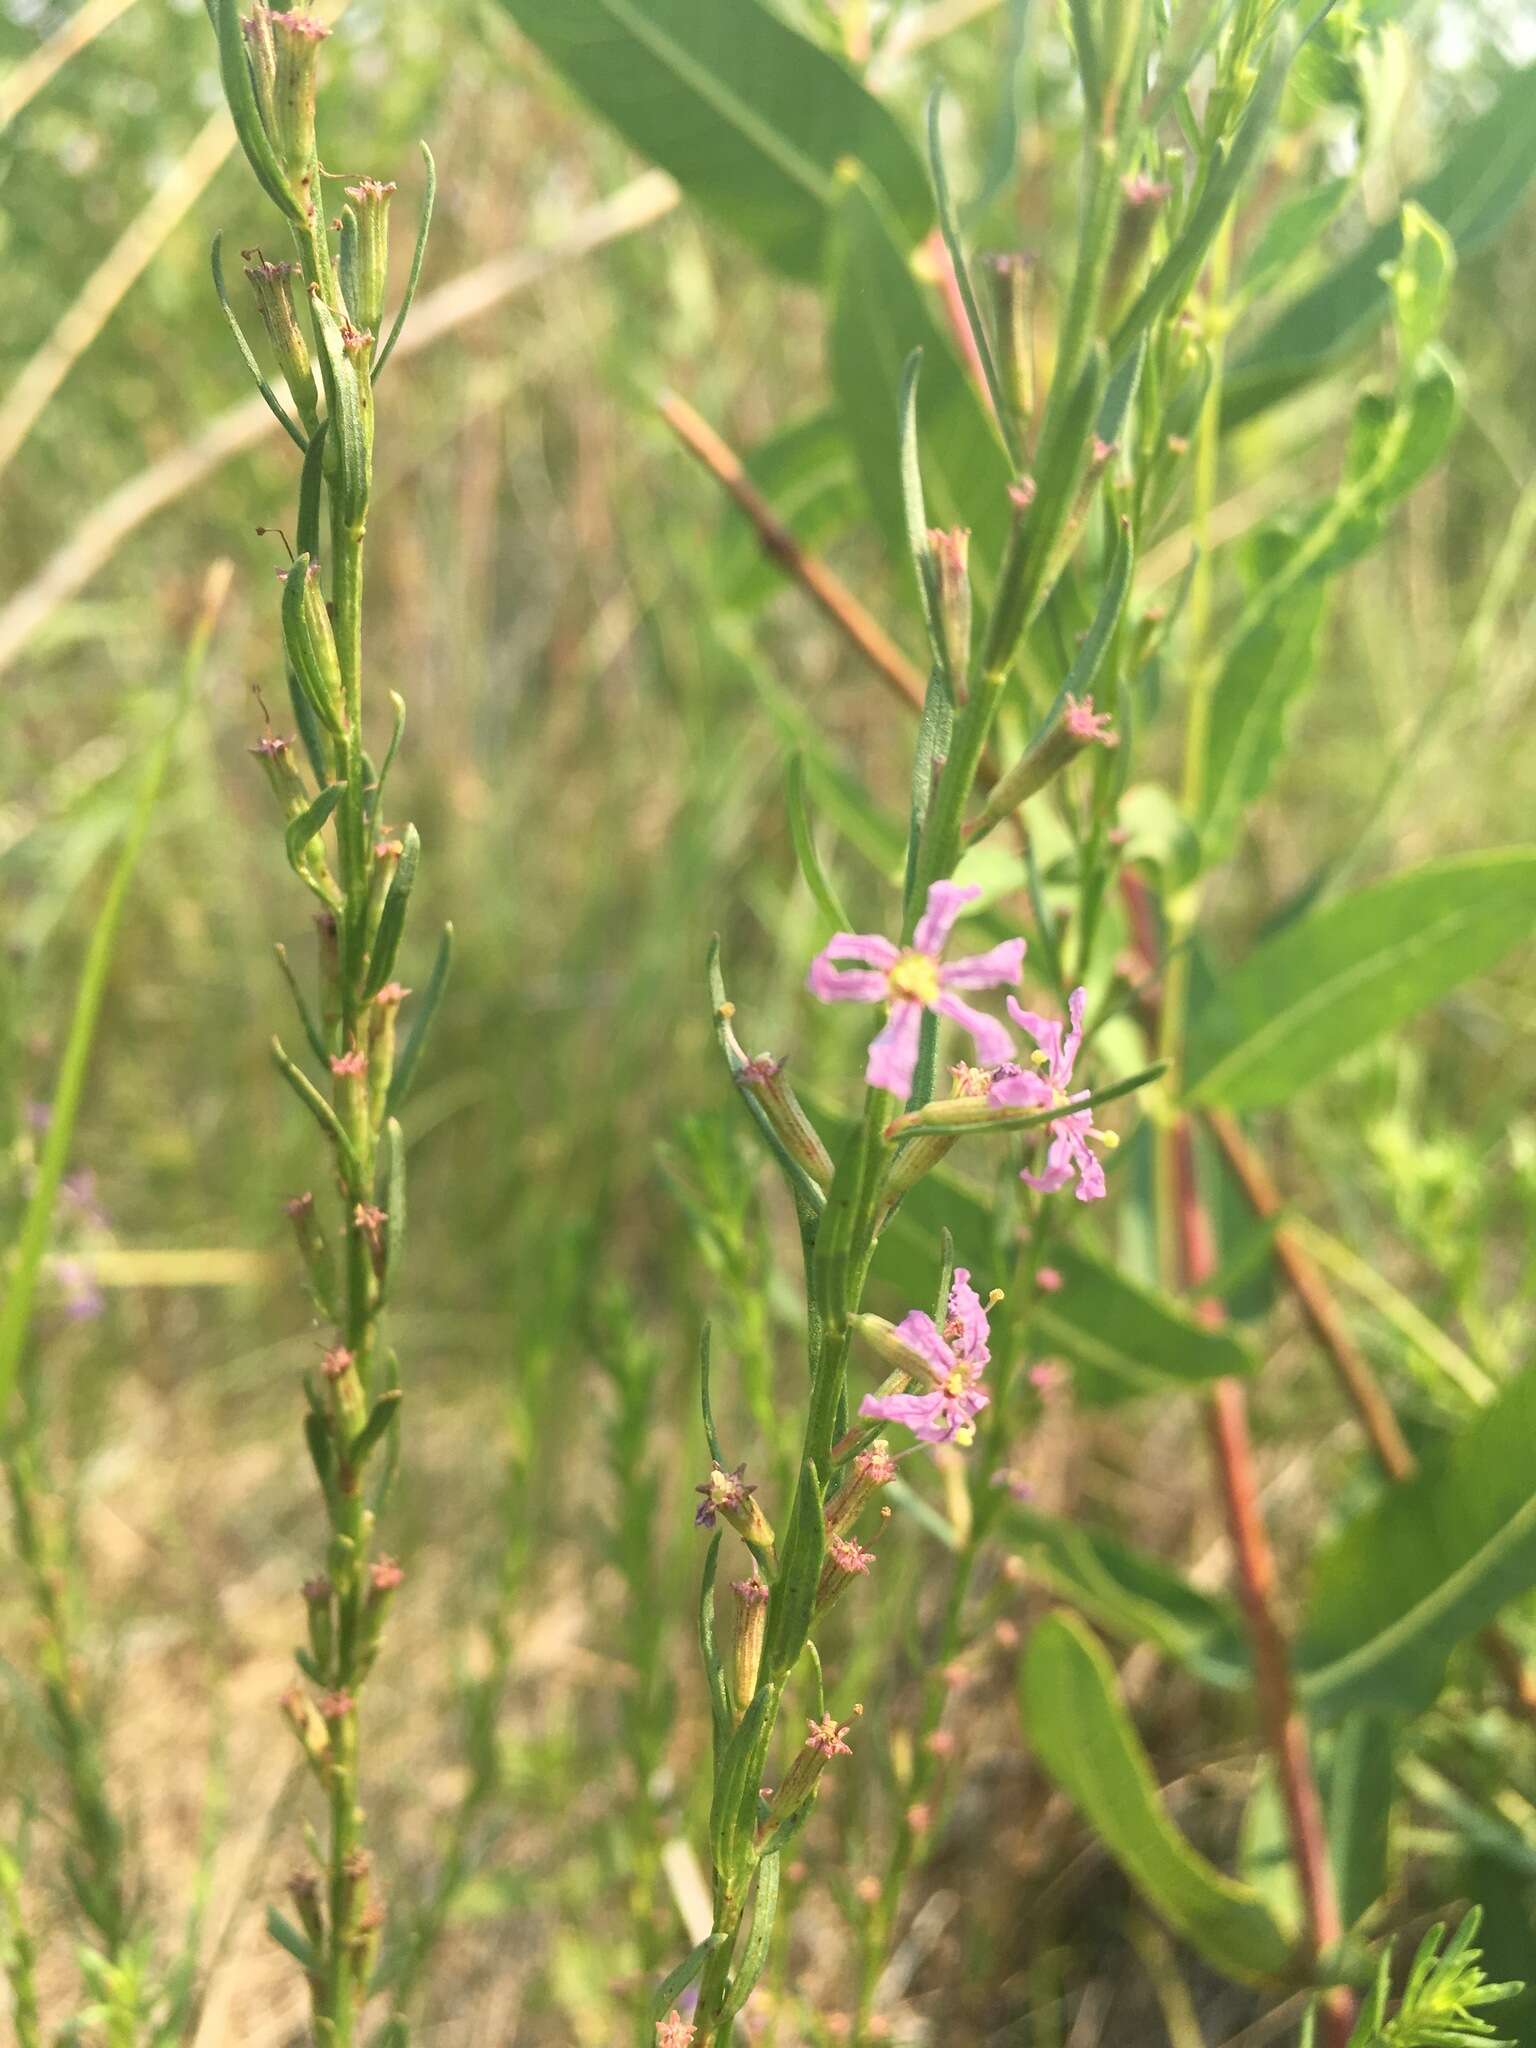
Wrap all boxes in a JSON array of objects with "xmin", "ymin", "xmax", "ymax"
[
  {"xmin": 379, "ymin": 1116, "xmax": 407, "ymax": 1301},
  {"xmin": 1299, "ymin": 1365, "xmax": 1536, "ymax": 1723},
  {"xmin": 1201, "ymin": 568, "xmax": 1326, "ymax": 865},
  {"xmin": 709, "ymin": 1679, "xmax": 777, "ymax": 1892},
  {"xmin": 1005, "ymin": 1503, "xmax": 1248, "ymax": 1690},
  {"xmin": 721, "ymin": 1851, "xmax": 782, "ymax": 2022},
  {"xmin": 786, "ymin": 753, "xmax": 849, "ymax": 933},
  {"xmin": 281, "ymin": 552, "xmax": 345, "ymax": 737},
  {"xmin": 1226, "ymin": 63, "xmax": 1536, "ymax": 425},
  {"xmin": 1111, "ymin": 23, "xmax": 1292, "ymax": 361},
  {"xmin": 375, "ymin": 142, "xmax": 437, "ymax": 381},
  {"xmin": 284, "ymin": 783, "xmax": 342, "ymax": 880},
  {"xmin": 762, "ymin": 1460, "xmax": 825, "ymax": 1682},
  {"xmin": 364, "ymin": 823, "xmax": 420, "ymax": 1000},
  {"xmin": 829, "ymin": 172, "xmax": 1012, "ymax": 592},
  {"xmin": 883, "ymin": 1062, "xmax": 1165, "ymax": 1139},
  {"xmin": 1031, "ymin": 1240, "xmax": 1255, "ymax": 1403},
  {"xmin": 1185, "ymin": 850, "xmax": 1536, "ymax": 1111},
  {"xmin": 209, "ymin": 0, "xmax": 302, "ymax": 222},
  {"xmin": 1021, "ymin": 1612, "xmax": 1295, "ymax": 1983},
  {"xmin": 310, "ymin": 295, "xmax": 373, "ymax": 537},
  {"xmin": 386, "ymin": 921, "xmax": 452, "ymax": 1119},
  {"xmin": 497, "ymin": 0, "xmax": 929, "ymax": 279}
]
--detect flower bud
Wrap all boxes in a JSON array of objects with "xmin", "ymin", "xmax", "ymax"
[
  {"xmin": 288, "ymin": 1867, "xmax": 324, "ymax": 1949},
  {"xmin": 245, "ymin": 256, "xmax": 318, "ymax": 430},
  {"xmin": 965, "ymin": 692, "xmax": 1117, "ymax": 842},
  {"xmin": 367, "ymin": 981, "xmax": 410, "ymax": 1128},
  {"xmin": 768, "ymin": 1711, "xmax": 858, "ymax": 1830},
  {"xmin": 279, "ymin": 557, "xmax": 345, "ymax": 738},
  {"xmin": 268, "ymin": 10, "xmax": 329, "ymax": 205},
  {"xmin": 357, "ymin": 1555, "xmax": 403, "ymax": 1679},
  {"xmin": 848, "ymin": 1314, "xmax": 935, "ymax": 1385},
  {"xmin": 925, "ymin": 527, "xmax": 971, "ymax": 685},
  {"xmin": 734, "ymin": 1054, "xmax": 834, "ymax": 1188},
  {"xmin": 321, "ymin": 1342, "xmax": 367, "ymax": 1438},
  {"xmin": 285, "ymin": 1190, "xmax": 337, "ymax": 1316},
  {"xmin": 340, "ymin": 179, "xmax": 395, "ymax": 338},
  {"xmin": 302, "ymin": 1573, "xmax": 334, "ymax": 1674},
  {"xmin": 280, "ymin": 1685, "xmax": 331, "ymax": 1779},
  {"xmin": 241, "ymin": 8, "xmax": 279, "ymax": 142},
  {"xmin": 1105, "ymin": 173, "xmax": 1172, "ymax": 329},
  {"xmin": 986, "ymin": 252, "xmax": 1036, "ymax": 439},
  {"xmin": 815, "ymin": 1533, "xmax": 875, "ymax": 1618},
  {"xmin": 824, "ymin": 1439, "xmax": 896, "ymax": 1540},
  {"xmin": 729, "ymin": 1575, "xmax": 769, "ymax": 1724},
  {"xmin": 250, "ymin": 730, "xmax": 309, "ymax": 820}
]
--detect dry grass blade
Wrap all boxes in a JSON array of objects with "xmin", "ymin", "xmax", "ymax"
[{"xmin": 0, "ymin": 0, "xmax": 145, "ymax": 130}]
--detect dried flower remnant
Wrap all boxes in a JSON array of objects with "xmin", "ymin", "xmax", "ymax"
[
  {"xmin": 989, "ymin": 987, "xmax": 1116, "ymax": 1202},
  {"xmin": 807, "ymin": 880, "xmax": 1024, "ymax": 1099},
  {"xmin": 656, "ymin": 2011, "xmax": 696, "ymax": 2048}
]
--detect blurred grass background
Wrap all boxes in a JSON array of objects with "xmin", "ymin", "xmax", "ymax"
[{"xmin": 3, "ymin": 0, "xmax": 1536, "ymax": 2040}]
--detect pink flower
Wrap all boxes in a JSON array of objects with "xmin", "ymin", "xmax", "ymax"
[
  {"xmin": 656, "ymin": 2013, "xmax": 695, "ymax": 2048},
  {"xmin": 989, "ymin": 987, "xmax": 1111, "ymax": 1203},
  {"xmin": 805, "ymin": 1713, "xmax": 854, "ymax": 1759},
  {"xmin": 859, "ymin": 1268, "xmax": 993, "ymax": 1447},
  {"xmin": 807, "ymin": 881, "xmax": 1023, "ymax": 1100}
]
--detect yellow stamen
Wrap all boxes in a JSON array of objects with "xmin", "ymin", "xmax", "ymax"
[{"xmin": 886, "ymin": 952, "xmax": 942, "ymax": 1006}]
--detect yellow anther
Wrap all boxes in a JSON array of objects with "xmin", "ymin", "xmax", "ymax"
[
  {"xmin": 954, "ymin": 1424, "xmax": 977, "ymax": 1447},
  {"xmin": 886, "ymin": 952, "xmax": 942, "ymax": 1006},
  {"xmin": 1031, "ymin": 1049, "xmax": 1051, "ymax": 1068},
  {"xmin": 986, "ymin": 1289, "xmax": 1005, "ymax": 1308}
]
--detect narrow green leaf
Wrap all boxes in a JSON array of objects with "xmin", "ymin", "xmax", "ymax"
[
  {"xmin": 497, "ymin": 0, "xmax": 930, "ymax": 278},
  {"xmin": 265, "ymin": 1905, "xmax": 319, "ymax": 1974},
  {"xmin": 1226, "ymin": 63, "xmax": 1536, "ymax": 425},
  {"xmin": 350, "ymin": 1387, "xmax": 402, "ymax": 1468},
  {"xmin": 651, "ymin": 1933, "xmax": 720, "ymax": 2022},
  {"xmin": 309, "ymin": 295, "xmax": 372, "ymax": 536},
  {"xmin": 210, "ymin": 234, "xmax": 307, "ymax": 451},
  {"xmin": 283, "ymin": 782, "xmax": 342, "ymax": 879},
  {"xmin": 368, "ymin": 692, "xmax": 407, "ymax": 825},
  {"xmin": 269, "ymin": 1035, "xmax": 355, "ymax": 1164},
  {"xmin": 385, "ymin": 920, "xmax": 452, "ymax": 1119},
  {"xmin": 785, "ymin": 754, "xmax": 850, "ymax": 934},
  {"xmin": 296, "ymin": 417, "xmax": 328, "ymax": 562},
  {"xmin": 698, "ymin": 1531, "xmax": 731, "ymax": 1747},
  {"xmin": 209, "ymin": 0, "xmax": 302, "ymax": 221},
  {"xmin": 1201, "ymin": 577, "xmax": 1326, "ymax": 864},
  {"xmin": 1113, "ymin": 26, "xmax": 1292, "ymax": 359},
  {"xmin": 709, "ymin": 1680, "xmax": 776, "ymax": 1888},
  {"xmin": 762, "ymin": 1460, "xmax": 824, "ymax": 1681},
  {"xmin": 374, "ymin": 141, "xmax": 437, "ymax": 381},
  {"xmin": 274, "ymin": 942, "xmax": 328, "ymax": 1067},
  {"xmin": 364, "ymin": 823, "xmax": 420, "ymax": 1000},
  {"xmin": 380, "ymin": 1116, "xmax": 407, "ymax": 1301},
  {"xmin": 927, "ymin": 89, "xmax": 1017, "ymax": 465},
  {"xmin": 828, "ymin": 172, "xmax": 1012, "ymax": 591},
  {"xmin": 1300, "ymin": 1365, "xmax": 1536, "ymax": 1722},
  {"xmin": 721, "ymin": 1851, "xmax": 782, "ymax": 2022},
  {"xmin": 1186, "ymin": 850, "xmax": 1536, "ymax": 1110},
  {"xmin": 698, "ymin": 1322, "xmax": 724, "ymax": 1467},
  {"xmin": 1021, "ymin": 1613, "xmax": 1294, "ymax": 1983},
  {"xmin": 1030, "ymin": 1240, "xmax": 1255, "ymax": 1402},
  {"xmin": 1005, "ymin": 1503, "xmax": 1249, "ymax": 1690}
]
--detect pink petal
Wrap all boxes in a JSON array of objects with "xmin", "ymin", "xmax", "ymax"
[
  {"xmin": 860, "ymin": 1388, "xmax": 947, "ymax": 1432},
  {"xmin": 947, "ymin": 1268, "xmax": 991, "ymax": 1366},
  {"xmin": 1005, "ymin": 996, "xmax": 1065, "ymax": 1078},
  {"xmin": 939, "ymin": 938, "xmax": 1026, "ymax": 991},
  {"xmin": 892, "ymin": 1309, "xmax": 960, "ymax": 1384},
  {"xmin": 823, "ymin": 931, "xmax": 901, "ymax": 971},
  {"xmin": 1062, "ymin": 986, "xmax": 1087, "ymax": 1078},
  {"xmin": 914, "ymin": 880, "xmax": 980, "ymax": 957},
  {"xmin": 989, "ymin": 1068, "xmax": 1054, "ymax": 1111},
  {"xmin": 866, "ymin": 999, "xmax": 924, "ymax": 1097},
  {"xmin": 933, "ymin": 990, "xmax": 1014, "ymax": 1068},
  {"xmin": 807, "ymin": 955, "xmax": 889, "ymax": 1004}
]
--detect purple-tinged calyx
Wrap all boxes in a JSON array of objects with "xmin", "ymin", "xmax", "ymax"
[{"xmin": 693, "ymin": 1462, "xmax": 776, "ymax": 1553}]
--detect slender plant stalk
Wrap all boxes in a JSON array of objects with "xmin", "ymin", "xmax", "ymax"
[{"xmin": 204, "ymin": 5, "xmax": 445, "ymax": 2036}]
